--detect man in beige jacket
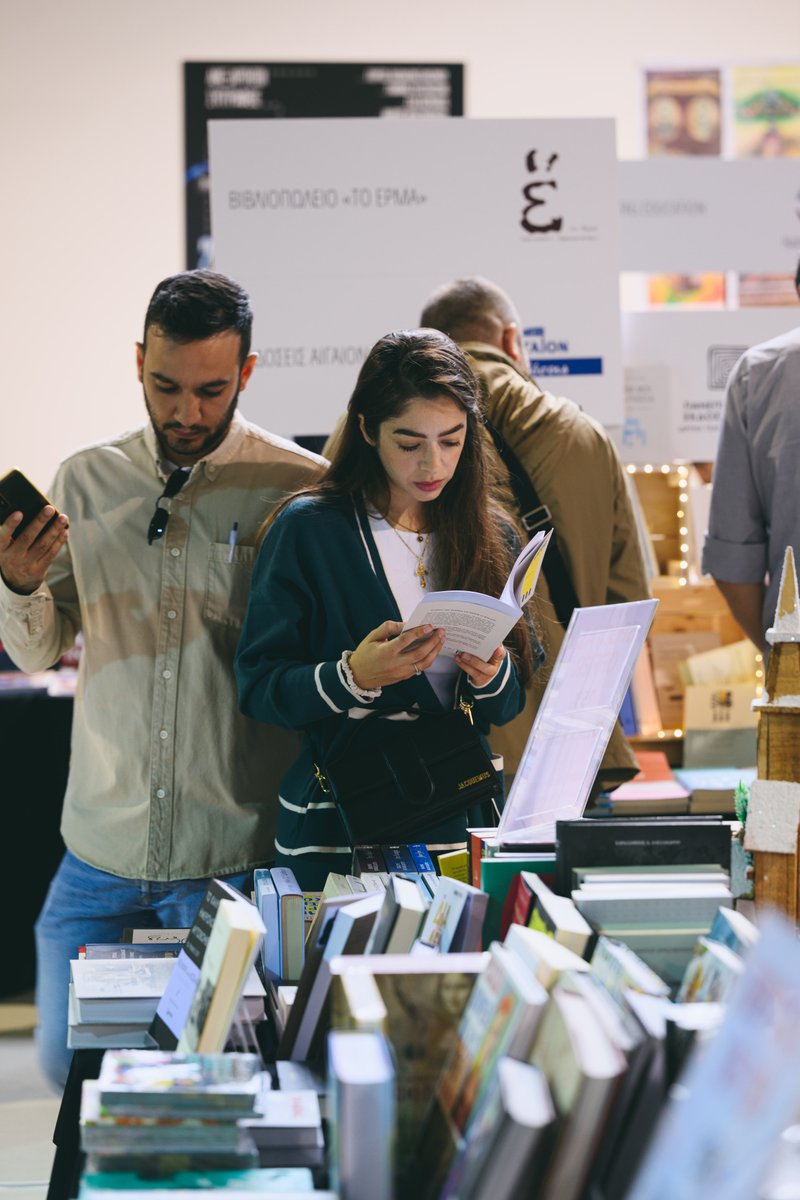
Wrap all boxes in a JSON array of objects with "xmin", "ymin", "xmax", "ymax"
[
  {"xmin": 0, "ymin": 270, "xmax": 324, "ymax": 1089},
  {"xmin": 420, "ymin": 276, "xmax": 650, "ymax": 786}
]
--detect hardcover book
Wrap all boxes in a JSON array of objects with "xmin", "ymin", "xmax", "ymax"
[
  {"xmin": 382, "ymin": 844, "xmax": 417, "ymax": 873},
  {"xmin": 417, "ymin": 876, "xmax": 487, "ymax": 953},
  {"xmin": 520, "ymin": 871, "xmax": 593, "ymax": 956},
  {"xmin": 439, "ymin": 1057, "xmax": 556, "ymax": 1200},
  {"xmin": 437, "ymin": 942, "xmax": 548, "ymax": 1136},
  {"xmin": 530, "ymin": 983, "xmax": 627, "ymax": 1200},
  {"xmin": 364, "ymin": 874, "xmax": 428, "ymax": 955},
  {"xmin": 706, "ymin": 905, "xmax": 759, "ymax": 956},
  {"xmin": 330, "ymin": 951, "xmax": 486, "ymax": 1190},
  {"xmin": 270, "ymin": 866, "xmax": 305, "ymax": 983},
  {"xmin": 177, "ymin": 898, "xmax": 265, "ymax": 1054},
  {"xmin": 70, "ymin": 958, "xmax": 177, "ymax": 1025},
  {"xmin": 79, "ymin": 1080, "xmax": 249, "ymax": 1154},
  {"xmin": 149, "ymin": 878, "xmax": 254, "ymax": 1052},
  {"xmin": 275, "ymin": 893, "xmax": 371, "ymax": 1062},
  {"xmin": 589, "ymin": 936, "xmax": 671, "ymax": 1003},
  {"xmin": 351, "ymin": 845, "xmax": 387, "ymax": 875},
  {"xmin": 480, "ymin": 853, "xmax": 556, "ymax": 943},
  {"xmin": 81, "ymin": 944, "xmax": 184, "ymax": 960},
  {"xmin": 253, "ymin": 869, "xmax": 280, "ymax": 984},
  {"xmin": 408, "ymin": 843, "xmax": 437, "ymax": 873},
  {"xmin": 96, "ymin": 1050, "xmax": 262, "ymax": 1117},
  {"xmin": 241, "ymin": 1088, "xmax": 322, "ymax": 1149},
  {"xmin": 503, "ymin": 923, "xmax": 591, "ymax": 992},
  {"xmin": 675, "ymin": 936, "xmax": 745, "ymax": 1004},
  {"xmin": 555, "ymin": 816, "xmax": 732, "ymax": 895},
  {"xmin": 327, "ymin": 1030, "xmax": 395, "ymax": 1200}
]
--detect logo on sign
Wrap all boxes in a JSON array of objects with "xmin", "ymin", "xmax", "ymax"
[
  {"xmin": 523, "ymin": 326, "xmax": 569, "ymax": 356},
  {"xmin": 520, "ymin": 149, "xmax": 563, "ymax": 234},
  {"xmin": 708, "ymin": 345, "xmax": 747, "ymax": 390},
  {"xmin": 522, "ymin": 326, "xmax": 603, "ymax": 379}
]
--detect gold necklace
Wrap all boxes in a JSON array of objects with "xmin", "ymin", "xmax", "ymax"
[{"xmin": 388, "ymin": 522, "xmax": 430, "ymax": 589}]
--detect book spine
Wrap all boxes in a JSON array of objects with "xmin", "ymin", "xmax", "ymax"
[
  {"xmin": 383, "ymin": 844, "xmax": 418, "ymax": 873},
  {"xmin": 408, "ymin": 842, "xmax": 437, "ymax": 873},
  {"xmin": 352, "ymin": 845, "xmax": 387, "ymax": 875}
]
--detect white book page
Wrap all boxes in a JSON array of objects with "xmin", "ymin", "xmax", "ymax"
[
  {"xmin": 403, "ymin": 530, "xmax": 550, "ymax": 659},
  {"xmin": 404, "ymin": 593, "xmax": 518, "ymax": 660}
]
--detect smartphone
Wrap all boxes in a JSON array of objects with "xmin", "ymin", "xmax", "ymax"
[{"xmin": 0, "ymin": 469, "xmax": 59, "ymax": 540}]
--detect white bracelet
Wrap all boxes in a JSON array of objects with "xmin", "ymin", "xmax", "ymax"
[{"xmin": 339, "ymin": 649, "xmax": 382, "ymax": 702}]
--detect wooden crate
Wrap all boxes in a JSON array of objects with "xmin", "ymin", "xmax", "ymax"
[{"xmin": 650, "ymin": 579, "xmax": 745, "ymax": 645}]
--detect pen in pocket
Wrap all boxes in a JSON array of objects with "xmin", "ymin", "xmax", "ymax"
[{"xmin": 227, "ymin": 521, "xmax": 239, "ymax": 563}]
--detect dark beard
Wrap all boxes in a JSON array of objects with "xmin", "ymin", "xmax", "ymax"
[{"xmin": 145, "ymin": 386, "xmax": 240, "ymax": 465}]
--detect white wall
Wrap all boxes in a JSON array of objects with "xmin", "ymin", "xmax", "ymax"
[{"xmin": 3, "ymin": 0, "xmax": 797, "ymax": 485}]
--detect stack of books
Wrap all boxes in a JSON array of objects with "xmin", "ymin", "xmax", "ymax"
[
  {"xmin": 571, "ymin": 872, "xmax": 733, "ymax": 988},
  {"xmin": 79, "ymin": 1048, "xmax": 328, "ymax": 1190},
  {"xmin": 69, "ymin": 958, "xmax": 174, "ymax": 1051},
  {"xmin": 80, "ymin": 1050, "xmax": 263, "ymax": 1179}
]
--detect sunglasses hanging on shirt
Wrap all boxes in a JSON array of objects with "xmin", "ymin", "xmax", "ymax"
[{"xmin": 147, "ymin": 467, "xmax": 191, "ymax": 545}]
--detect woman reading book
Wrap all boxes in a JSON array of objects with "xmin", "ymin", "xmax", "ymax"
[{"xmin": 235, "ymin": 329, "xmax": 540, "ymax": 887}]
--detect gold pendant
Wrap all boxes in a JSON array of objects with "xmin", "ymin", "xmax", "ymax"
[{"xmin": 415, "ymin": 560, "xmax": 428, "ymax": 589}]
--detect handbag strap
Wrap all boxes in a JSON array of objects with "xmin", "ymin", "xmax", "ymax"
[{"xmin": 483, "ymin": 413, "xmax": 580, "ymax": 631}]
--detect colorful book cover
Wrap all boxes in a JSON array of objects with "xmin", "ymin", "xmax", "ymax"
[
  {"xmin": 408, "ymin": 843, "xmax": 437, "ymax": 873},
  {"xmin": 383, "ymin": 845, "xmax": 417, "ymax": 873},
  {"xmin": 438, "ymin": 848, "xmax": 470, "ymax": 883}
]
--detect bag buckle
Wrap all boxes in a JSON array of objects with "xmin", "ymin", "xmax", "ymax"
[
  {"xmin": 521, "ymin": 504, "xmax": 552, "ymax": 534},
  {"xmin": 312, "ymin": 761, "xmax": 331, "ymax": 794}
]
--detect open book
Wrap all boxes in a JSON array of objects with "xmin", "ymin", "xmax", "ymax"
[{"xmin": 403, "ymin": 528, "xmax": 552, "ymax": 661}]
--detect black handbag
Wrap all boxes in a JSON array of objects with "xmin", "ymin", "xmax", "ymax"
[{"xmin": 314, "ymin": 704, "xmax": 501, "ymax": 845}]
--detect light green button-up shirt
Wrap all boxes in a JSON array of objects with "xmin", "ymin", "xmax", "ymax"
[{"xmin": 0, "ymin": 413, "xmax": 324, "ymax": 880}]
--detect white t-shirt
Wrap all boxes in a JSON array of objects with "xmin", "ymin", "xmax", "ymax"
[{"xmin": 368, "ymin": 512, "xmax": 459, "ymax": 707}]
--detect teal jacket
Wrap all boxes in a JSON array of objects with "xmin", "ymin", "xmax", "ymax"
[{"xmin": 235, "ymin": 493, "xmax": 529, "ymax": 888}]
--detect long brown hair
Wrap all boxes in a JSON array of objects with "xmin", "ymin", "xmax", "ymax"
[{"xmin": 264, "ymin": 329, "xmax": 535, "ymax": 683}]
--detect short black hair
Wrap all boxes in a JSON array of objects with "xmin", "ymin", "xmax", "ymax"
[{"xmin": 143, "ymin": 270, "xmax": 253, "ymax": 364}]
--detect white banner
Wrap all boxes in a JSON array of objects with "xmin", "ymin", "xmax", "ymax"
[
  {"xmin": 208, "ymin": 117, "xmax": 623, "ymax": 437},
  {"xmin": 620, "ymin": 308, "xmax": 800, "ymax": 463},
  {"xmin": 619, "ymin": 159, "xmax": 800, "ymax": 271}
]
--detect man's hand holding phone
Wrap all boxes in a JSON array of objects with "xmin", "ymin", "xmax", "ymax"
[{"xmin": 0, "ymin": 471, "xmax": 69, "ymax": 595}]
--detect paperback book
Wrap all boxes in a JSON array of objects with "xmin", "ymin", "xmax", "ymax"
[
  {"xmin": 403, "ymin": 528, "xmax": 551, "ymax": 660},
  {"xmin": 96, "ymin": 1050, "xmax": 262, "ymax": 1118}
]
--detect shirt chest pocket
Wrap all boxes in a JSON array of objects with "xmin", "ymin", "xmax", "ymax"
[{"xmin": 204, "ymin": 543, "xmax": 255, "ymax": 628}]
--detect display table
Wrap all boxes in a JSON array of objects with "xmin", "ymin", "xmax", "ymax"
[{"xmin": 0, "ymin": 674, "xmax": 71, "ymax": 996}]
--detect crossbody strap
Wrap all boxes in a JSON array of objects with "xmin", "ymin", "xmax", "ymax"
[{"xmin": 483, "ymin": 413, "xmax": 580, "ymax": 631}]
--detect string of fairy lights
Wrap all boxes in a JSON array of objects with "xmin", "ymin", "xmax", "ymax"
[{"xmin": 623, "ymin": 461, "xmax": 764, "ymax": 741}]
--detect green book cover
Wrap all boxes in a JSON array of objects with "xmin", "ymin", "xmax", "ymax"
[{"xmin": 480, "ymin": 855, "xmax": 556, "ymax": 943}]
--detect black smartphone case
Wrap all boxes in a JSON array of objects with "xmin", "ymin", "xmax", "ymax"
[{"xmin": 0, "ymin": 469, "xmax": 58, "ymax": 539}]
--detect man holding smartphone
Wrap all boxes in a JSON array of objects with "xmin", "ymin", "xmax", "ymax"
[{"xmin": 0, "ymin": 270, "xmax": 324, "ymax": 1090}]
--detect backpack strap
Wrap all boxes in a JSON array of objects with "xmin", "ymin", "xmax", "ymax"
[{"xmin": 483, "ymin": 413, "xmax": 580, "ymax": 631}]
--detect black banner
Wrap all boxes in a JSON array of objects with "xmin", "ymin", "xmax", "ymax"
[{"xmin": 184, "ymin": 61, "xmax": 464, "ymax": 269}]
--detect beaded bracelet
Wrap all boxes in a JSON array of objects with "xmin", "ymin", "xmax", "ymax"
[{"xmin": 338, "ymin": 649, "xmax": 382, "ymax": 702}]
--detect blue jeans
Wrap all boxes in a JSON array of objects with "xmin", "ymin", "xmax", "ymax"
[{"xmin": 35, "ymin": 851, "xmax": 252, "ymax": 1093}]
